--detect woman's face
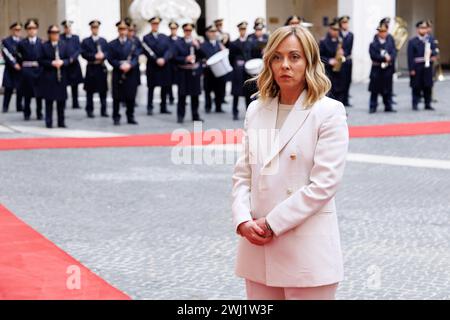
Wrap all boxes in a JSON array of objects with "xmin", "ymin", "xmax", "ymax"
[{"xmin": 270, "ymin": 34, "xmax": 306, "ymax": 92}]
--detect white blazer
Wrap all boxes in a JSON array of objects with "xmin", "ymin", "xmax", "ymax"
[{"xmin": 232, "ymin": 90, "xmax": 349, "ymax": 288}]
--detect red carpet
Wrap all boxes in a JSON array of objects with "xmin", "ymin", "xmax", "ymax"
[
  {"xmin": 0, "ymin": 121, "xmax": 449, "ymax": 151},
  {"xmin": 0, "ymin": 205, "xmax": 131, "ymax": 300}
]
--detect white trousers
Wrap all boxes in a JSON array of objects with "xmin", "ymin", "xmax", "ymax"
[{"xmin": 246, "ymin": 280, "xmax": 338, "ymax": 300}]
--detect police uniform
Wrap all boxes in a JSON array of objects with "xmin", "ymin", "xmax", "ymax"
[
  {"xmin": 127, "ymin": 23, "xmax": 143, "ymax": 88},
  {"xmin": 167, "ymin": 21, "xmax": 181, "ymax": 105},
  {"xmin": 201, "ymin": 24, "xmax": 226, "ymax": 114},
  {"xmin": 60, "ymin": 20, "xmax": 83, "ymax": 110},
  {"xmin": 319, "ymin": 19, "xmax": 346, "ymax": 104},
  {"xmin": 107, "ymin": 20, "xmax": 140, "ymax": 125},
  {"xmin": 39, "ymin": 35, "xmax": 70, "ymax": 128},
  {"xmin": 17, "ymin": 19, "xmax": 43, "ymax": 121},
  {"xmin": 81, "ymin": 20, "xmax": 109, "ymax": 118},
  {"xmin": 173, "ymin": 23, "xmax": 203, "ymax": 123},
  {"xmin": 229, "ymin": 21, "xmax": 252, "ymax": 120},
  {"xmin": 248, "ymin": 23, "xmax": 269, "ymax": 59},
  {"xmin": 368, "ymin": 23, "xmax": 397, "ymax": 113},
  {"xmin": 143, "ymin": 17, "xmax": 173, "ymax": 115},
  {"xmin": 214, "ymin": 19, "xmax": 231, "ymax": 48},
  {"xmin": 339, "ymin": 16, "xmax": 354, "ymax": 107},
  {"xmin": 408, "ymin": 21, "xmax": 438, "ymax": 111},
  {"xmin": 285, "ymin": 15, "xmax": 303, "ymax": 26},
  {"xmin": 1, "ymin": 22, "xmax": 23, "ymax": 113}
]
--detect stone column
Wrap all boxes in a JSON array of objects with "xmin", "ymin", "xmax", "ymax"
[
  {"xmin": 338, "ymin": 0, "xmax": 396, "ymax": 82},
  {"xmin": 59, "ymin": 0, "xmax": 121, "ymax": 41}
]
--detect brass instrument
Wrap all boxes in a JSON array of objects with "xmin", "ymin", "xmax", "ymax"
[
  {"xmin": 392, "ymin": 17, "xmax": 409, "ymax": 52},
  {"xmin": 332, "ymin": 37, "xmax": 346, "ymax": 73}
]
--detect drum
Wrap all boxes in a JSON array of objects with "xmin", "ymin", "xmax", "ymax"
[
  {"xmin": 245, "ymin": 59, "xmax": 264, "ymax": 76},
  {"xmin": 206, "ymin": 49, "xmax": 233, "ymax": 78}
]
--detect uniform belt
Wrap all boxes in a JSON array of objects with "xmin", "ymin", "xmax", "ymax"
[
  {"xmin": 414, "ymin": 57, "xmax": 426, "ymax": 63},
  {"xmin": 88, "ymin": 60, "xmax": 104, "ymax": 65},
  {"xmin": 345, "ymin": 55, "xmax": 352, "ymax": 60},
  {"xmin": 179, "ymin": 63, "xmax": 200, "ymax": 70},
  {"xmin": 22, "ymin": 61, "xmax": 39, "ymax": 67},
  {"xmin": 236, "ymin": 60, "xmax": 245, "ymax": 66}
]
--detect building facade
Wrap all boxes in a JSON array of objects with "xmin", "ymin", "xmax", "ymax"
[{"xmin": 1, "ymin": 0, "xmax": 448, "ymax": 82}]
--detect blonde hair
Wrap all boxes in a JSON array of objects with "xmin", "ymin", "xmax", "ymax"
[{"xmin": 254, "ymin": 26, "xmax": 331, "ymax": 108}]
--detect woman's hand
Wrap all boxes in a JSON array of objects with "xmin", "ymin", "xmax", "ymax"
[{"xmin": 238, "ymin": 220, "xmax": 273, "ymax": 246}]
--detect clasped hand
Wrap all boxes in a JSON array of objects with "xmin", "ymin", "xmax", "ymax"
[{"xmin": 238, "ymin": 218, "xmax": 274, "ymax": 246}]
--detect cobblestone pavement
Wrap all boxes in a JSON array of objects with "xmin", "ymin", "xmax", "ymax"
[{"xmin": 0, "ymin": 78, "xmax": 449, "ymax": 300}]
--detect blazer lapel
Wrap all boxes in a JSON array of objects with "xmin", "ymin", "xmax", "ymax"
[{"xmin": 262, "ymin": 90, "xmax": 312, "ymax": 169}]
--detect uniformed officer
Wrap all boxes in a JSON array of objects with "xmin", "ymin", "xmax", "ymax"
[
  {"xmin": 378, "ymin": 17, "xmax": 397, "ymax": 105},
  {"xmin": 408, "ymin": 20, "xmax": 438, "ymax": 111},
  {"xmin": 1, "ymin": 22, "xmax": 23, "ymax": 113},
  {"xmin": 17, "ymin": 18, "xmax": 43, "ymax": 121},
  {"xmin": 60, "ymin": 20, "xmax": 83, "ymax": 110},
  {"xmin": 127, "ymin": 21, "xmax": 143, "ymax": 94},
  {"xmin": 248, "ymin": 17, "xmax": 268, "ymax": 42},
  {"xmin": 214, "ymin": 18, "xmax": 231, "ymax": 48},
  {"xmin": 40, "ymin": 25, "xmax": 70, "ymax": 128},
  {"xmin": 81, "ymin": 20, "xmax": 109, "ymax": 118},
  {"xmin": 248, "ymin": 23, "xmax": 268, "ymax": 59},
  {"xmin": 229, "ymin": 21, "xmax": 252, "ymax": 120},
  {"xmin": 107, "ymin": 19, "xmax": 140, "ymax": 126},
  {"xmin": 319, "ymin": 18, "xmax": 346, "ymax": 104},
  {"xmin": 339, "ymin": 15, "xmax": 354, "ymax": 107},
  {"xmin": 200, "ymin": 24, "xmax": 226, "ymax": 114},
  {"xmin": 167, "ymin": 21, "xmax": 181, "ymax": 106},
  {"xmin": 368, "ymin": 23, "xmax": 397, "ymax": 114},
  {"xmin": 173, "ymin": 22, "xmax": 204, "ymax": 124},
  {"xmin": 143, "ymin": 16, "xmax": 173, "ymax": 115}
]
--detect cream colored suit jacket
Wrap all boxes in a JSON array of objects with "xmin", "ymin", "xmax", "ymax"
[{"xmin": 232, "ymin": 91, "xmax": 349, "ymax": 288}]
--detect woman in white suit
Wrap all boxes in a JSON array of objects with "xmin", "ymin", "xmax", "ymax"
[{"xmin": 232, "ymin": 25, "xmax": 349, "ymax": 300}]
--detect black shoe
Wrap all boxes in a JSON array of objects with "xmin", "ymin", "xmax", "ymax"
[
  {"xmin": 215, "ymin": 109, "xmax": 226, "ymax": 113},
  {"xmin": 128, "ymin": 120, "xmax": 139, "ymax": 125},
  {"xmin": 385, "ymin": 108, "xmax": 397, "ymax": 113},
  {"xmin": 73, "ymin": 106, "xmax": 81, "ymax": 109},
  {"xmin": 233, "ymin": 114, "xmax": 239, "ymax": 121},
  {"xmin": 87, "ymin": 113, "xmax": 95, "ymax": 118},
  {"xmin": 37, "ymin": 115, "xmax": 43, "ymax": 121},
  {"xmin": 169, "ymin": 99, "xmax": 175, "ymax": 105},
  {"xmin": 58, "ymin": 124, "xmax": 67, "ymax": 129},
  {"xmin": 114, "ymin": 120, "xmax": 121, "ymax": 126},
  {"xmin": 205, "ymin": 109, "xmax": 211, "ymax": 114},
  {"xmin": 101, "ymin": 113, "xmax": 109, "ymax": 118},
  {"xmin": 193, "ymin": 117, "xmax": 204, "ymax": 122},
  {"xmin": 24, "ymin": 116, "xmax": 31, "ymax": 121},
  {"xmin": 369, "ymin": 108, "xmax": 377, "ymax": 114},
  {"xmin": 161, "ymin": 110, "xmax": 172, "ymax": 115},
  {"xmin": 46, "ymin": 124, "xmax": 53, "ymax": 129},
  {"xmin": 147, "ymin": 110, "xmax": 154, "ymax": 116},
  {"xmin": 177, "ymin": 118, "xmax": 184, "ymax": 124},
  {"xmin": 425, "ymin": 106, "xmax": 435, "ymax": 111},
  {"xmin": 412, "ymin": 105, "xmax": 419, "ymax": 111},
  {"xmin": 2, "ymin": 109, "xmax": 7, "ymax": 113}
]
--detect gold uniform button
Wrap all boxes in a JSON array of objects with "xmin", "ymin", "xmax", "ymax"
[
  {"xmin": 287, "ymin": 188, "xmax": 293, "ymax": 195},
  {"xmin": 290, "ymin": 153, "xmax": 297, "ymax": 160}
]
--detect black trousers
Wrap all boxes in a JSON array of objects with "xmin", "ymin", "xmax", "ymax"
[
  {"xmin": 45, "ymin": 99, "xmax": 66, "ymax": 127},
  {"xmin": 232, "ymin": 95, "xmax": 252, "ymax": 117},
  {"xmin": 148, "ymin": 85, "xmax": 169, "ymax": 112},
  {"xmin": 412, "ymin": 87, "xmax": 432, "ymax": 108},
  {"xmin": 177, "ymin": 94, "xmax": 200, "ymax": 121},
  {"xmin": 86, "ymin": 91, "xmax": 107, "ymax": 115},
  {"xmin": 23, "ymin": 96, "xmax": 43, "ymax": 119},
  {"xmin": 2, "ymin": 87, "xmax": 23, "ymax": 112},
  {"xmin": 204, "ymin": 75, "xmax": 225, "ymax": 112},
  {"xmin": 113, "ymin": 99, "xmax": 135, "ymax": 122},
  {"xmin": 370, "ymin": 92, "xmax": 392, "ymax": 111},
  {"xmin": 70, "ymin": 85, "xmax": 80, "ymax": 109},
  {"xmin": 167, "ymin": 85, "xmax": 175, "ymax": 103}
]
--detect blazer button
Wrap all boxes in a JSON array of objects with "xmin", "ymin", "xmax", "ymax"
[{"xmin": 290, "ymin": 153, "xmax": 297, "ymax": 160}]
